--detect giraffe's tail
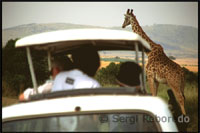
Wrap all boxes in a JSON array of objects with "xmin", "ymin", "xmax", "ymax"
[
  {"xmin": 182, "ymin": 92, "xmax": 185, "ymax": 100},
  {"xmin": 181, "ymin": 71, "xmax": 185, "ymax": 100}
]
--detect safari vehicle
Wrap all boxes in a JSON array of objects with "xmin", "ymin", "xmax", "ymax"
[{"xmin": 2, "ymin": 29, "xmax": 178, "ymax": 132}]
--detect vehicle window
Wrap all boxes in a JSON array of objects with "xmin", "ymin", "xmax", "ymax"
[{"xmin": 3, "ymin": 112, "xmax": 160, "ymax": 132}]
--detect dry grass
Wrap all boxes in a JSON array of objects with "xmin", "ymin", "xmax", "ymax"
[
  {"xmin": 183, "ymin": 66, "xmax": 198, "ymax": 72},
  {"xmin": 174, "ymin": 58, "xmax": 198, "ymax": 72},
  {"xmin": 174, "ymin": 58, "xmax": 198, "ymax": 66},
  {"xmin": 2, "ymin": 97, "xmax": 18, "ymax": 107},
  {"xmin": 100, "ymin": 57, "xmax": 198, "ymax": 72},
  {"xmin": 100, "ymin": 61, "xmax": 119, "ymax": 69}
]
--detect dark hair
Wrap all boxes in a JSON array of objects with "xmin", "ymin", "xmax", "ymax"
[
  {"xmin": 52, "ymin": 55, "xmax": 74, "ymax": 71},
  {"xmin": 72, "ymin": 46, "xmax": 100, "ymax": 77},
  {"xmin": 116, "ymin": 62, "xmax": 142, "ymax": 86}
]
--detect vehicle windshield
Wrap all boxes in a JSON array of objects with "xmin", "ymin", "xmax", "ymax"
[{"xmin": 3, "ymin": 112, "xmax": 160, "ymax": 132}]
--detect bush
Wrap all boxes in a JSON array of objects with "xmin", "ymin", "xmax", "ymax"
[
  {"xmin": 182, "ymin": 67, "xmax": 198, "ymax": 85},
  {"xmin": 2, "ymin": 39, "xmax": 49, "ymax": 96},
  {"xmin": 95, "ymin": 62, "xmax": 121, "ymax": 86},
  {"xmin": 95, "ymin": 62, "xmax": 198, "ymax": 89},
  {"xmin": 168, "ymin": 56, "xmax": 176, "ymax": 60}
]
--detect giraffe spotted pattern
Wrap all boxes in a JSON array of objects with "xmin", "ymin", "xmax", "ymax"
[{"xmin": 122, "ymin": 9, "xmax": 186, "ymax": 115}]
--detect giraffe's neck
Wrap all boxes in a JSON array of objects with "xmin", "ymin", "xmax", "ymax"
[{"xmin": 130, "ymin": 18, "xmax": 157, "ymax": 49}]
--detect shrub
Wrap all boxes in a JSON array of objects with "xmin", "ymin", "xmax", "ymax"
[
  {"xmin": 2, "ymin": 39, "xmax": 49, "ymax": 96},
  {"xmin": 168, "ymin": 56, "xmax": 176, "ymax": 60},
  {"xmin": 95, "ymin": 62, "xmax": 121, "ymax": 86},
  {"xmin": 182, "ymin": 67, "xmax": 198, "ymax": 85}
]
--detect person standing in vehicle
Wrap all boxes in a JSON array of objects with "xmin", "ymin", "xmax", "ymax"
[
  {"xmin": 49, "ymin": 46, "xmax": 101, "ymax": 131},
  {"xmin": 116, "ymin": 61, "xmax": 142, "ymax": 89},
  {"xmin": 52, "ymin": 46, "xmax": 101, "ymax": 91},
  {"xmin": 109, "ymin": 61, "xmax": 143, "ymax": 131},
  {"xmin": 19, "ymin": 56, "xmax": 73, "ymax": 101}
]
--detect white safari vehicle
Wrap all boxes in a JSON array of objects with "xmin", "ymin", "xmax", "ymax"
[{"xmin": 2, "ymin": 29, "xmax": 178, "ymax": 132}]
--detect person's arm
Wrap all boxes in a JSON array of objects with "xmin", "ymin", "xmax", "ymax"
[
  {"xmin": 19, "ymin": 88, "xmax": 34, "ymax": 101},
  {"xmin": 19, "ymin": 81, "xmax": 53, "ymax": 101},
  {"xmin": 92, "ymin": 80, "xmax": 101, "ymax": 88},
  {"xmin": 37, "ymin": 81, "xmax": 53, "ymax": 93}
]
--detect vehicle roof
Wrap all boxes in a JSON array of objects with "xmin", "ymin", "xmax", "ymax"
[
  {"xmin": 2, "ymin": 94, "xmax": 177, "ymax": 131},
  {"xmin": 15, "ymin": 28, "xmax": 151, "ymax": 53}
]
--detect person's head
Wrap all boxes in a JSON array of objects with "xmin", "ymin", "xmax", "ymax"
[
  {"xmin": 72, "ymin": 46, "xmax": 100, "ymax": 77},
  {"xmin": 116, "ymin": 62, "xmax": 142, "ymax": 87},
  {"xmin": 51, "ymin": 55, "xmax": 73, "ymax": 79}
]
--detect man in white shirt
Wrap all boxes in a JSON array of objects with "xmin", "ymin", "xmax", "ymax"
[
  {"xmin": 19, "ymin": 46, "xmax": 101, "ymax": 101},
  {"xmin": 19, "ymin": 56, "xmax": 74, "ymax": 101},
  {"xmin": 51, "ymin": 69, "xmax": 100, "ymax": 91},
  {"xmin": 48, "ymin": 46, "xmax": 101, "ymax": 131},
  {"xmin": 52, "ymin": 46, "xmax": 101, "ymax": 91}
]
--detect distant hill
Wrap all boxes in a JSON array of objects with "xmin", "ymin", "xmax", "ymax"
[
  {"xmin": 2, "ymin": 23, "xmax": 103, "ymax": 48},
  {"xmin": 2, "ymin": 23, "xmax": 198, "ymax": 58},
  {"xmin": 111, "ymin": 24, "xmax": 198, "ymax": 58}
]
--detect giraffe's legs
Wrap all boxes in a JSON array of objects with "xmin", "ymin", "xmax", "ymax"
[
  {"xmin": 167, "ymin": 75, "xmax": 186, "ymax": 115},
  {"xmin": 147, "ymin": 75, "xmax": 159, "ymax": 96},
  {"xmin": 154, "ymin": 80, "xmax": 159, "ymax": 95},
  {"xmin": 170, "ymin": 86, "xmax": 186, "ymax": 115}
]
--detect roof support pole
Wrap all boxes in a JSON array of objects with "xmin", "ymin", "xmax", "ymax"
[
  {"xmin": 135, "ymin": 42, "xmax": 139, "ymax": 63},
  {"xmin": 142, "ymin": 48, "xmax": 146, "ymax": 92},
  {"xmin": 26, "ymin": 47, "xmax": 38, "ymax": 94},
  {"xmin": 47, "ymin": 50, "xmax": 52, "ymax": 80}
]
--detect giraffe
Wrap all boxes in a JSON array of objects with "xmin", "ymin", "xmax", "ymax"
[{"xmin": 122, "ymin": 9, "xmax": 186, "ymax": 115}]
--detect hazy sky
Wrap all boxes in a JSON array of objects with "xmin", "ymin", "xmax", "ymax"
[{"xmin": 2, "ymin": 2, "xmax": 198, "ymax": 29}]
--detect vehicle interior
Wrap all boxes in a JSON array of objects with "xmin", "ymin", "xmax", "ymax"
[{"xmin": 14, "ymin": 29, "xmax": 152, "ymax": 102}]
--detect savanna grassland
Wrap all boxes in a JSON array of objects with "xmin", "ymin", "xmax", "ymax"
[{"xmin": 2, "ymin": 23, "xmax": 198, "ymax": 132}]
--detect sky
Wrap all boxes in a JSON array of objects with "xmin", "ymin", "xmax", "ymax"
[{"xmin": 2, "ymin": 2, "xmax": 198, "ymax": 29}]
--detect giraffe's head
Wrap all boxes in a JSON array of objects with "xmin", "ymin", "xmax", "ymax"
[{"xmin": 122, "ymin": 9, "xmax": 137, "ymax": 28}]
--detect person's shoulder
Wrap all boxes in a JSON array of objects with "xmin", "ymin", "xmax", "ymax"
[
  {"xmin": 74, "ymin": 76, "xmax": 101, "ymax": 88},
  {"xmin": 77, "ymin": 71, "xmax": 101, "ymax": 86},
  {"xmin": 56, "ymin": 71, "xmax": 70, "ymax": 78},
  {"xmin": 59, "ymin": 71, "xmax": 70, "ymax": 75},
  {"xmin": 75, "ymin": 70, "xmax": 94, "ymax": 80}
]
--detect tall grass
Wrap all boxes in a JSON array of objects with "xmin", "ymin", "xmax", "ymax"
[
  {"xmin": 145, "ymin": 82, "xmax": 198, "ymax": 132},
  {"xmin": 182, "ymin": 83, "xmax": 198, "ymax": 131}
]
